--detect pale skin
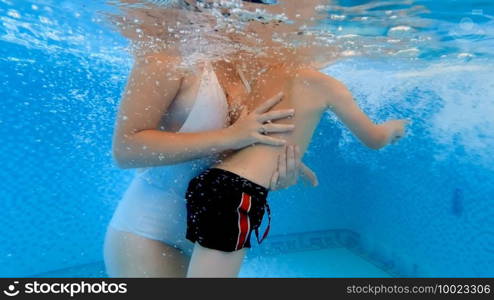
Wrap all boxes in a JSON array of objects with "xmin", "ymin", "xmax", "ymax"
[
  {"xmin": 103, "ymin": 53, "xmax": 317, "ymax": 278},
  {"xmin": 186, "ymin": 65, "xmax": 408, "ymax": 278}
]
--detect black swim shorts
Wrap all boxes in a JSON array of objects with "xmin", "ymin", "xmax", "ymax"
[{"xmin": 185, "ymin": 168, "xmax": 271, "ymax": 252}]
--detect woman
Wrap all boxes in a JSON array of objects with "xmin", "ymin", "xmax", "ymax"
[{"xmin": 103, "ymin": 0, "xmax": 316, "ymax": 278}]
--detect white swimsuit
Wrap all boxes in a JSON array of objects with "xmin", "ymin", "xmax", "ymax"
[{"xmin": 109, "ymin": 62, "xmax": 229, "ymax": 255}]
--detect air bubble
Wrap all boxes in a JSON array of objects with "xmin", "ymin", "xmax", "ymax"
[{"xmin": 7, "ymin": 9, "xmax": 20, "ymax": 19}]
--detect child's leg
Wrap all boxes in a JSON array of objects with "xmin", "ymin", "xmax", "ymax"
[
  {"xmin": 184, "ymin": 168, "xmax": 269, "ymax": 277},
  {"xmin": 186, "ymin": 243, "xmax": 246, "ymax": 278}
]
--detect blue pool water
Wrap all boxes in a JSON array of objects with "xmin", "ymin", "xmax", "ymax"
[{"xmin": 1, "ymin": 0, "xmax": 493, "ymax": 277}]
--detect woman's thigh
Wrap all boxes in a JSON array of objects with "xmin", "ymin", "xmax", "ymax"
[
  {"xmin": 103, "ymin": 226, "xmax": 190, "ymax": 278},
  {"xmin": 186, "ymin": 243, "xmax": 246, "ymax": 278}
]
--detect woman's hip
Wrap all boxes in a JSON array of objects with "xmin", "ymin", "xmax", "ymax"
[{"xmin": 108, "ymin": 177, "xmax": 193, "ymax": 254}]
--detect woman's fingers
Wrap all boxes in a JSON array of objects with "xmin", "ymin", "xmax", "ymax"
[
  {"xmin": 262, "ymin": 123, "xmax": 295, "ymax": 133},
  {"xmin": 254, "ymin": 92, "xmax": 284, "ymax": 114},
  {"xmin": 258, "ymin": 109, "xmax": 295, "ymax": 123},
  {"xmin": 300, "ymin": 163, "xmax": 318, "ymax": 187},
  {"xmin": 270, "ymin": 171, "xmax": 280, "ymax": 191},
  {"xmin": 268, "ymin": 145, "xmax": 314, "ymax": 191},
  {"xmin": 279, "ymin": 145, "xmax": 287, "ymax": 179},
  {"xmin": 254, "ymin": 134, "xmax": 287, "ymax": 146},
  {"xmin": 286, "ymin": 145, "xmax": 297, "ymax": 181},
  {"xmin": 294, "ymin": 145, "xmax": 302, "ymax": 169},
  {"xmin": 270, "ymin": 145, "xmax": 303, "ymax": 191}
]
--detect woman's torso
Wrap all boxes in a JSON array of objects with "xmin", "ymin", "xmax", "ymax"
[
  {"xmin": 135, "ymin": 61, "xmax": 230, "ymax": 192},
  {"xmin": 109, "ymin": 60, "xmax": 236, "ymax": 249}
]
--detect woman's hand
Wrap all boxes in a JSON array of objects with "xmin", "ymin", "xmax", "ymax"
[
  {"xmin": 227, "ymin": 92, "xmax": 296, "ymax": 150},
  {"xmin": 269, "ymin": 145, "xmax": 319, "ymax": 191}
]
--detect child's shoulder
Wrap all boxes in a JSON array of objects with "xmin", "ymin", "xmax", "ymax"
[{"xmin": 291, "ymin": 67, "xmax": 346, "ymax": 94}]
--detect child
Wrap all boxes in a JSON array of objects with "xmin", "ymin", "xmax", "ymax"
[{"xmin": 184, "ymin": 65, "xmax": 408, "ymax": 277}]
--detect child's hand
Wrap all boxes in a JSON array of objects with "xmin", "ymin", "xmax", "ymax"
[{"xmin": 382, "ymin": 119, "xmax": 410, "ymax": 144}]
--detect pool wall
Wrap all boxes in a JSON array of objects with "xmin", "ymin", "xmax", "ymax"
[{"xmin": 1, "ymin": 0, "xmax": 493, "ymax": 276}]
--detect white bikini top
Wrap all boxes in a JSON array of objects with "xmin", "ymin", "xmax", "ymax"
[
  {"xmin": 136, "ymin": 62, "xmax": 229, "ymax": 192},
  {"xmin": 177, "ymin": 62, "xmax": 228, "ymax": 133}
]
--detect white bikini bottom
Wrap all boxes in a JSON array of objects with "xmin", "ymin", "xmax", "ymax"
[{"xmin": 109, "ymin": 176, "xmax": 195, "ymax": 256}]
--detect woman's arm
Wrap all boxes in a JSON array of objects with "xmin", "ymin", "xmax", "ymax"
[{"xmin": 113, "ymin": 54, "xmax": 296, "ymax": 169}]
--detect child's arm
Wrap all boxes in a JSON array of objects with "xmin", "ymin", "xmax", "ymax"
[{"xmin": 305, "ymin": 71, "xmax": 407, "ymax": 149}]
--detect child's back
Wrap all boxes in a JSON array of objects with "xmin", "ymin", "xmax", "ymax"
[{"xmin": 215, "ymin": 65, "xmax": 407, "ymax": 188}]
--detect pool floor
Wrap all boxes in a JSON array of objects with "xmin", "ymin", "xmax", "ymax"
[
  {"xmin": 33, "ymin": 248, "xmax": 391, "ymax": 278},
  {"xmin": 240, "ymin": 248, "xmax": 391, "ymax": 278}
]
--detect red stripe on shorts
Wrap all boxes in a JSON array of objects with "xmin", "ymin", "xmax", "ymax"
[{"xmin": 235, "ymin": 193, "xmax": 252, "ymax": 250}]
